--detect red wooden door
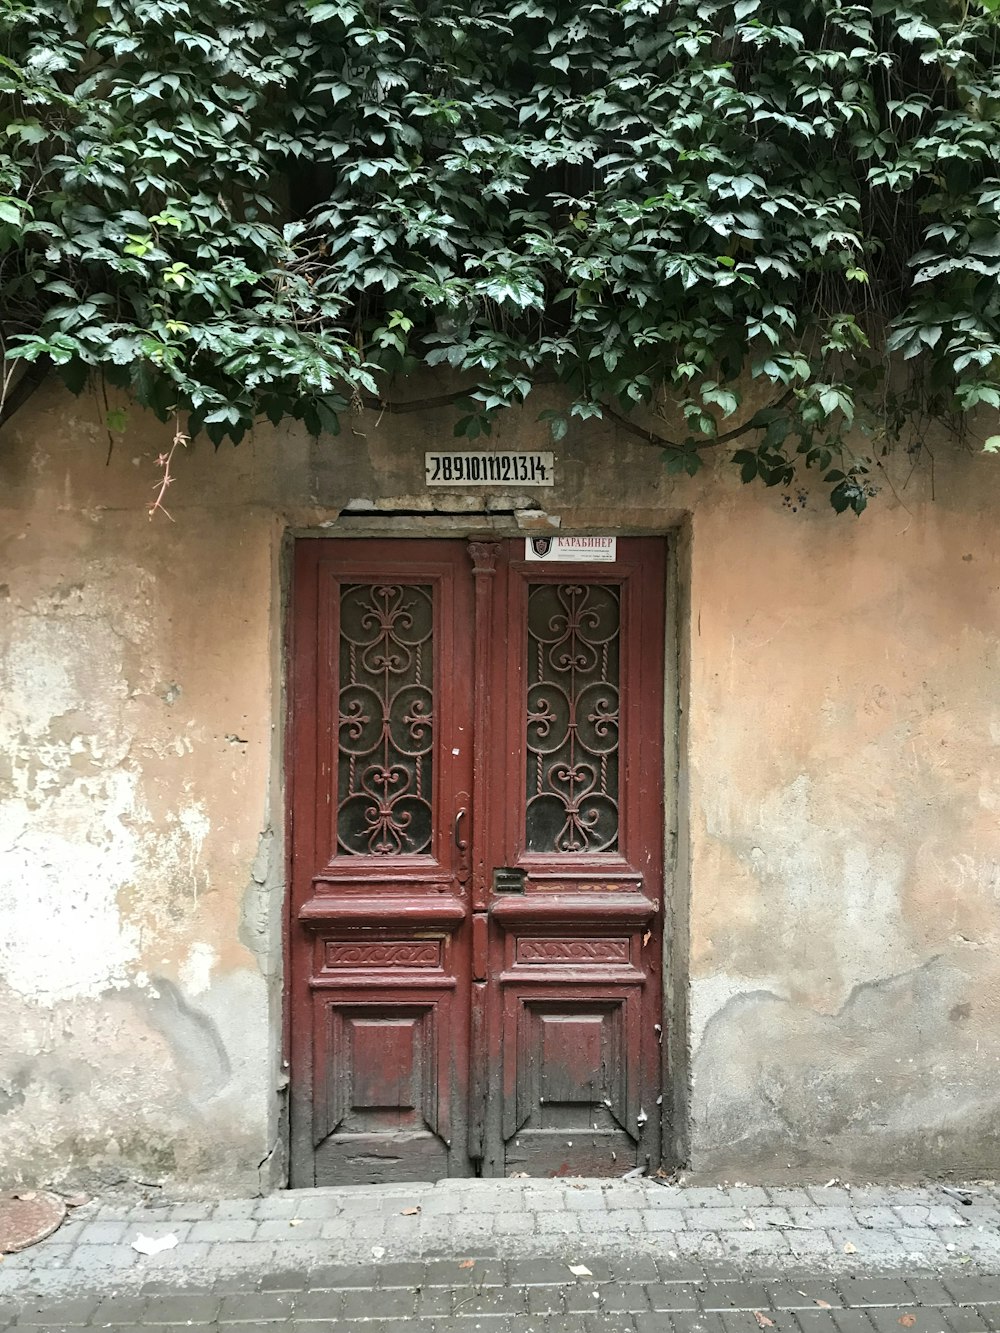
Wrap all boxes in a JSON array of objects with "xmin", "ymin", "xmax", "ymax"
[{"xmin": 288, "ymin": 538, "xmax": 665, "ymax": 1184}]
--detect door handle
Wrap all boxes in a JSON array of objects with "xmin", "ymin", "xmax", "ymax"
[{"xmin": 454, "ymin": 806, "xmax": 470, "ymax": 885}]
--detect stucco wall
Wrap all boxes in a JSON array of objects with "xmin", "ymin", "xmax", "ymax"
[{"xmin": 1, "ymin": 380, "xmax": 998, "ymax": 1190}]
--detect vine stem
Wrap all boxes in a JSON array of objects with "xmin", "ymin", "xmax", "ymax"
[{"xmin": 148, "ymin": 417, "xmax": 189, "ymax": 521}]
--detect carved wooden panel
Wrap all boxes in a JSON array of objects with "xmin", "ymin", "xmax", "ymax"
[
  {"xmin": 516, "ymin": 937, "xmax": 629, "ymax": 965},
  {"xmin": 314, "ymin": 999, "xmax": 450, "ymax": 1185},
  {"xmin": 323, "ymin": 940, "xmax": 442, "ymax": 970},
  {"xmin": 501, "ymin": 991, "xmax": 642, "ymax": 1175}
]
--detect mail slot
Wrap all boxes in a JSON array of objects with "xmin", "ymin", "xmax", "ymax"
[{"xmin": 493, "ymin": 866, "xmax": 526, "ymax": 894}]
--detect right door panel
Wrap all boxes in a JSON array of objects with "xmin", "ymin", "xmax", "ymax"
[{"xmin": 482, "ymin": 539, "xmax": 666, "ymax": 1177}]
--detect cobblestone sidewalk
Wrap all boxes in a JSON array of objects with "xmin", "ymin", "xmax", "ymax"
[{"xmin": 2, "ymin": 1179, "xmax": 999, "ymax": 1330}]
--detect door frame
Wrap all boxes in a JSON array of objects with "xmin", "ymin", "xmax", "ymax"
[{"xmin": 279, "ymin": 522, "xmax": 691, "ymax": 1184}]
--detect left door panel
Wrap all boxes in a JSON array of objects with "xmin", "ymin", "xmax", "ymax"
[{"xmin": 288, "ymin": 541, "xmax": 474, "ymax": 1186}]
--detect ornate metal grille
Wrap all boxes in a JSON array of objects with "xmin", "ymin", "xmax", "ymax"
[
  {"xmin": 525, "ymin": 582, "xmax": 620, "ymax": 853},
  {"xmin": 337, "ymin": 583, "xmax": 434, "ymax": 855}
]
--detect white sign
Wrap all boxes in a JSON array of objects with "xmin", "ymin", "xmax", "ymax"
[
  {"xmin": 424, "ymin": 451, "xmax": 554, "ymax": 487},
  {"xmin": 525, "ymin": 536, "xmax": 617, "ymax": 563}
]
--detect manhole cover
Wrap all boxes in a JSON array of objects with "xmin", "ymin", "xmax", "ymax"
[{"xmin": 0, "ymin": 1191, "xmax": 66, "ymax": 1253}]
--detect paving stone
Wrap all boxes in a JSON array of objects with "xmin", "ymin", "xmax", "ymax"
[
  {"xmin": 657, "ymin": 1317, "xmax": 728, "ymax": 1333},
  {"xmin": 286, "ymin": 1290, "xmax": 343, "ymax": 1320},
  {"xmin": 720, "ymin": 1313, "xmax": 791, "ymax": 1333},
  {"xmin": 675, "ymin": 1233, "xmax": 728, "ymax": 1260},
  {"xmin": 417, "ymin": 1286, "xmax": 455, "ymax": 1316},
  {"xmin": 566, "ymin": 1191, "xmax": 610, "ymax": 1211},
  {"xmin": 210, "ymin": 1201, "xmax": 259, "ymax": 1220},
  {"xmin": 306, "ymin": 1262, "xmax": 377, "ymax": 1289},
  {"xmin": 784, "ymin": 1233, "xmax": 837, "ymax": 1257},
  {"xmin": 189, "ymin": 1220, "xmax": 260, "ymax": 1244},
  {"xmin": 316, "ymin": 1219, "xmax": 354, "ymax": 1241},
  {"xmin": 528, "ymin": 1284, "xmax": 565, "ymax": 1314},
  {"xmin": 645, "ymin": 1211, "xmax": 685, "ymax": 1234},
  {"xmin": 699, "ymin": 1282, "xmax": 772, "ymax": 1311},
  {"xmin": 839, "ymin": 1282, "xmax": 924, "ymax": 1307},
  {"xmin": 606, "ymin": 1190, "xmax": 650, "ymax": 1211},
  {"xmin": 165, "ymin": 1203, "xmax": 214, "ymax": 1222},
  {"xmin": 277, "ymin": 1196, "xmax": 344, "ymax": 1221},
  {"xmin": 942, "ymin": 1279, "xmax": 1000, "ymax": 1306},
  {"xmin": 613, "ymin": 1256, "xmax": 663, "ymax": 1283},
  {"xmin": 140, "ymin": 1293, "xmax": 221, "ymax": 1323},
  {"xmin": 442, "ymin": 1318, "xmax": 525, "ymax": 1333},
  {"xmin": 340, "ymin": 1286, "xmax": 417, "ymax": 1318},
  {"xmin": 541, "ymin": 1318, "xmax": 599, "ymax": 1333},
  {"xmin": 645, "ymin": 1283, "xmax": 702, "ymax": 1311},
  {"xmin": 64, "ymin": 1246, "xmax": 140, "ymax": 1271},
  {"xmin": 793, "ymin": 1313, "xmax": 878, "ymax": 1333},
  {"xmin": 806, "ymin": 1191, "xmax": 856, "ymax": 1210},
  {"xmin": 74, "ymin": 1223, "xmax": 130, "ymax": 1246},
  {"xmin": 91, "ymin": 1295, "xmax": 151, "ymax": 1324},
  {"xmin": 699, "ymin": 1210, "xmax": 773, "ymax": 1233},
  {"xmin": 602, "ymin": 1286, "xmax": 652, "ymax": 1313},
  {"xmin": 723, "ymin": 1191, "xmax": 772, "ymax": 1209},
  {"xmin": 453, "ymin": 1286, "xmax": 529, "ymax": 1315},
  {"xmin": 204, "ymin": 1240, "xmax": 277, "ymax": 1270},
  {"xmin": 656, "ymin": 1258, "xmax": 709, "ymax": 1282},
  {"xmin": 941, "ymin": 1306, "xmax": 1000, "ymax": 1332},
  {"xmin": 259, "ymin": 1268, "xmax": 310, "ymax": 1291},
  {"xmin": 530, "ymin": 1191, "xmax": 573, "ymax": 1212},
  {"xmin": 566, "ymin": 1285, "xmax": 608, "ymax": 1313},
  {"xmin": 720, "ymin": 1234, "xmax": 792, "ymax": 1259},
  {"xmin": 765, "ymin": 1284, "xmax": 845, "ymax": 1310},
  {"xmin": 494, "ymin": 1212, "xmax": 537, "ymax": 1235},
  {"xmin": 866, "ymin": 1310, "xmax": 951, "ymax": 1333},
  {"xmin": 789, "ymin": 1210, "xmax": 859, "ymax": 1232},
  {"xmin": 508, "ymin": 1258, "xmax": 582, "ymax": 1285},
  {"xmin": 584, "ymin": 1316, "xmax": 640, "ymax": 1333},
  {"xmin": 766, "ymin": 1192, "xmax": 816, "ymax": 1209},
  {"xmin": 255, "ymin": 1220, "xmax": 322, "ymax": 1242},
  {"xmin": 16, "ymin": 1298, "xmax": 100, "ymax": 1324},
  {"xmin": 218, "ymin": 1291, "xmax": 296, "ymax": 1321},
  {"xmin": 680, "ymin": 1190, "xmax": 731, "ymax": 1208},
  {"xmin": 826, "ymin": 1232, "xmax": 909, "ymax": 1260},
  {"xmin": 423, "ymin": 1258, "xmax": 507, "ymax": 1286},
  {"xmin": 904, "ymin": 1281, "xmax": 956, "ymax": 1307},
  {"xmin": 138, "ymin": 1272, "xmax": 250, "ymax": 1296},
  {"xmin": 647, "ymin": 1187, "xmax": 686, "ymax": 1207}
]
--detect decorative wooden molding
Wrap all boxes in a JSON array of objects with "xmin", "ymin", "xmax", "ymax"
[
  {"xmin": 516, "ymin": 937, "xmax": 629, "ymax": 965},
  {"xmin": 467, "ymin": 540, "xmax": 500, "ymax": 576},
  {"xmin": 323, "ymin": 940, "xmax": 441, "ymax": 969}
]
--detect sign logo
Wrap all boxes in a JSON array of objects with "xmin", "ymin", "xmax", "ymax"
[{"xmin": 525, "ymin": 537, "xmax": 617, "ymax": 563}]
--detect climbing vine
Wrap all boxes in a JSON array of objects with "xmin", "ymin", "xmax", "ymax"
[{"xmin": 2, "ymin": 0, "xmax": 1000, "ymax": 512}]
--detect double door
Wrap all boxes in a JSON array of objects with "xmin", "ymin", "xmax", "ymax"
[{"xmin": 288, "ymin": 538, "xmax": 666, "ymax": 1184}]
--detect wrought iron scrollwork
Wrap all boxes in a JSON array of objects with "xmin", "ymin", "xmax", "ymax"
[
  {"xmin": 525, "ymin": 583, "xmax": 620, "ymax": 853},
  {"xmin": 337, "ymin": 583, "xmax": 434, "ymax": 855}
]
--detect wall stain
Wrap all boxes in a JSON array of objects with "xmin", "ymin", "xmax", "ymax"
[{"xmin": 140, "ymin": 977, "xmax": 232, "ymax": 1106}]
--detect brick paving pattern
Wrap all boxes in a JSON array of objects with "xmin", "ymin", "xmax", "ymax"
[{"xmin": 1, "ymin": 1180, "xmax": 998, "ymax": 1330}]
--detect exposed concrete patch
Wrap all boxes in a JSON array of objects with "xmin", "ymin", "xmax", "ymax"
[{"xmin": 692, "ymin": 955, "xmax": 1000, "ymax": 1177}]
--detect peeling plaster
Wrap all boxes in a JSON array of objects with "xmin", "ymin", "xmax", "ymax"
[{"xmin": 2, "ymin": 383, "xmax": 1000, "ymax": 1189}]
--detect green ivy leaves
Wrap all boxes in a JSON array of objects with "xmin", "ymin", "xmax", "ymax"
[{"xmin": 0, "ymin": 0, "xmax": 999, "ymax": 507}]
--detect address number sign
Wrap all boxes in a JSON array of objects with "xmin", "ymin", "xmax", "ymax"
[{"xmin": 424, "ymin": 451, "xmax": 554, "ymax": 486}]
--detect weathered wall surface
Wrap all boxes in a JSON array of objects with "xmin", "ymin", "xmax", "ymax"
[{"xmin": 0, "ymin": 380, "xmax": 998, "ymax": 1188}]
